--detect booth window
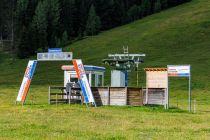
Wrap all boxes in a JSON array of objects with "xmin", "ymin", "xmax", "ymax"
[
  {"xmin": 91, "ymin": 74, "xmax": 95, "ymax": 87},
  {"xmin": 70, "ymin": 75, "xmax": 78, "ymax": 83},
  {"xmin": 98, "ymin": 75, "xmax": 103, "ymax": 86}
]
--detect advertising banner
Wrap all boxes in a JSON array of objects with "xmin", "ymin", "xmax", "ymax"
[
  {"xmin": 72, "ymin": 59, "xmax": 95, "ymax": 103},
  {"xmin": 168, "ymin": 65, "xmax": 190, "ymax": 77},
  {"xmin": 37, "ymin": 52, "xmax": 72, "ymax": 61},
  {"xmin": 16, "ymin": 60, "xmax": 37, "ymax": 104}
]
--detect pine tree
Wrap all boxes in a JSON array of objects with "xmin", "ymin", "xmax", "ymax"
[
  {"xmin": 60, "ymin": 0, "xmax": 76, "ymax": 38},
  {"xmin": 45, "ymin": 0, "xmax": 60, "ymax": 48},
  {"xmin": 154, "ymin": 0, "xmax": 161, "ymax": 13},
  {"xmin": 31, "ymin": 0, "xmax": 48, "ymax": 51},
  {"xmin": 95, "ymin": 0, "xmax": 115, "ymax": 30},
  {"xmin": 76, "ymin": 0, "xmax": 90, "ymax": 37},
  {"xmin": 127, "ymin": 5, "xmax": 141, "ymax": 21},
  {"xmin": 61, "ymin": 30, "xmax": 68, "ymax": 46},
  {"xmin": 15, "ymin": 0, "xmax": 29, "ymax": 57},
  {"xmin": 111, "ymin": 0, "xmax": 126, "ymax": 27},
  {"xmin": 0, "ymin": 0, "xmax": 14, "ymax": 40},
  {"xmin": 141, "ymin": 0, "xmax": 152, "ymax": 16},
  {"xmin": 16, "ymin": 26, "xmax": 30, "ymax": 58},
  {"xmin": 85, "ymin": 4, "xmax": 101, "ymax": 36},
  {"xmin": 161, "ymin": 0, "xmax": 168, "ymax": 9}
]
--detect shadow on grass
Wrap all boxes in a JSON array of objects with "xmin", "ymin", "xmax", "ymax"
[
  {"xmin": 100, "ymin": 104, "xmax": 189, "ymax": 113},
  {"xmin": 20, "ymin": 102, "xmax": 189, "ymax": 113}
]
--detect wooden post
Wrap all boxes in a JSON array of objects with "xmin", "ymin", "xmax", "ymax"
[
  {"xmin": 56, "ymin": 93, "xmax": 58, "ymax": 106},
  {"xmin": 108, "ymin": 87, "xmax": 110, "ymax": 105},
  {"xmin": 68, "ymin": 89, "xmax": 70, "ymax": 104},
  {"xmin": 146, "ymin": 88, "xmax": 148, "ymax": 105},
  {"xmin": 125, "ymin": 87, "xmax": 128, "ymax": 105},
  {"xmin": 48, "ymin": 86, "xmax": 51, "ymax": 105},
  {"xmin": 194, "ymin": 99, "xmax": 196, "ymax": 113}
]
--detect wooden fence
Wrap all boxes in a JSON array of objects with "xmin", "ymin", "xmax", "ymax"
[
  {"xmin": 91, "ymin": 87, "xmax": 143, "ymax": 106},
  {"xmin": 143, "ymin": 88, "xmax": 166, "ymax": 105},
  {"xmin": 49, "ymin": 86, "xmax": 166, "ymax": 106}
]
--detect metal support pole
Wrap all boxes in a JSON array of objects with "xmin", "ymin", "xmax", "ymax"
[
  {"xmin": 102, "ymin": 73, "xmax": 104, "ymax": 86},
  {"xmin": 189, "ymin": 67, "xmax": 191, "ymax": 112},
  {"xmin": 166, "ymin": 67, "xmax": 169, "ymax": 110},
  {"xmin": 194, "ymin": 99, "xmax": 196, "ymax": 113},
  {"xmin": 164, "ymin": 88, "xmax": 167, "ymax": 109},
  {"xmin": 56, "ymin": 94, "xmax": 58, "ymax": 106},
  {"xmin": 137, "ymin": 63, "xmax": 139, "ymax": 87},
  {"xmin": 48, "ymin": 86, "xmax": 51, "ymax": 104}
]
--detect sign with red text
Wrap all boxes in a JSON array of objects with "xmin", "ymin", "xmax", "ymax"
[
  {"xmin": 16, "ymin": 60, "xmax": 37, "ymax": 104},
  {"xmin": 168, "ymin": 65, "xmax": 190, "ymax": 77},
  {"xmin": 72, "ymin": 59, "xmax": 95, "ymax": 103}
]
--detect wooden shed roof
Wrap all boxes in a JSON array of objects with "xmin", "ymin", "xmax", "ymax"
[{"xmin": 144, "ymin": 68, "xmax": 167, "ymax": 71}]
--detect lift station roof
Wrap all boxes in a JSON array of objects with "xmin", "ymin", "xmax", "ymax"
[{"xmin": 61, "ymin": 65, "xmax": 106, "ymax": 71}]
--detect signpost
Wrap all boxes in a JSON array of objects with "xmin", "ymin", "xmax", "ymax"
[
  {"xmin": 16, "ymin": 60, "xmax": 37, "ymax": 105},
  {"xmin": 167, "ymin": 65, "xmax": 191, "ymax": 112},
  {"xmin": 72, "ymin": 59, "xmax": 96, "ymax": 107},
  {"xmin": 16, "ymin": 50, "xmax": 73, "ymax": 106},
  {"xmin": 37, "ymin": 52, "xmax": 72, "ymax": 61}
]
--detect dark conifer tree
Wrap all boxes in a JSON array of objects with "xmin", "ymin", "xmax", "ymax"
[
  {"xmin": 85, "ymin": 4, "xmax": 101, "ymax": 36},
  {"xmin": 60, "ymin": 0, "xmax": 76, "ymax": 38},
  {"xmin": 15, "ymin": 0, "xmax": 29, "ymax": 57},
  {"xmin": 154, "ymin": 0, "xmax": 162, "ymax": 13},
  {"xmin": 45, "ymin": 0, "xmax": 60, "ymax": 48},
  {"xmin": 127, "ymin": 5, "xmax": 142, "ymax": 21},
  {"xmin": 31, "ymin": 0, "xmax": 48, "ymax": 51},
  {"xmin": 9, "ymin": 0, "xmax": 192, "ymax": 58}
]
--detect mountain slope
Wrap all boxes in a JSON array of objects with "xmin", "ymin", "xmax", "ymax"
[
  {"xmin": 65, "ymin": 0, "xmax": 210, "ymax": 89},
  {"xmin": 1, "ymin": 2, "xmax": 210, "ymax": 138},
  {"xmin": 0, "ymin": 0, "xmax": 210, "ymax": 89}
]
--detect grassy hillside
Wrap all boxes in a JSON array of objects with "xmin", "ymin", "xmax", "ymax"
[
  {"xmin": 0, "ymin": 0, "xmax": 210, "ymax": 139},
  {"xmin": 65, "ymin": 0, "xmax": 210, "ymax": 89},
  {"xmin": 0, "ymin": 0, "xmax": 210, "ymax": 88}
]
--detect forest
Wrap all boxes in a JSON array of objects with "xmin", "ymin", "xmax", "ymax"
[{"xmin": 0, "ymin": 0, "xmax": 191, "ymax": 58}]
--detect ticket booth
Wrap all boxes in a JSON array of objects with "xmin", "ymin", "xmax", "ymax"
[
  {"xmin": 61, "ymin": 65, "xmax": 105, "ymax": 87},
  {"xmin": 144, "ymin": 68, "xmax": 168, "ymax": 109}
]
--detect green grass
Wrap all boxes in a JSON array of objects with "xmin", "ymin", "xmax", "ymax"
[
  {"xmin": 1, "ymin": 0, "xmax": 210, "ymax": 139},
  {"xmin": 1, "ymin": 85, "xmax": 210, "ymax": 139}
]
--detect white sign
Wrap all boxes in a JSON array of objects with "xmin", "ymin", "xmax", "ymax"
[
  {"xmin": 17, "ymin": 60, "xmax": 37, "ymax": 103},
  {"xmin": 168, "ymin": 65, "xmax": 190, "ymax": 77},
  {"xmin": 72, "ymin": 59, "xmax": 95, "ymax": 104},
  {"xmin": 167, "ymin": 65, "xmax": 192, "ymax": 112},
  {"xmin": 37, "ymin": 52, "xmax": 72, "ymax": 61},
  {"xmin": 146, "ymin": 71, "xmax": 168, "ymax": 88}
]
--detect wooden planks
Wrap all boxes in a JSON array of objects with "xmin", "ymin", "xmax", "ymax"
[
  {"xmin": 92, "ymin": 87, "xmax": 109, "ymax": 106},
  {"xmin": 91, "ymin": 87, "xmax": 144, "ymax": 106},
  {"xmin": 127, "ymin": 88, "xmax": 143, "ymax": 106},
  {"xmin": 49, "ymin": 86, "xmax": 144, "ymax": 106},
  {"xmin": 143, "ymin": 88, "xmax": 166, "ymax": 105},
  {"xmin": 109, "ymin": 87, "xmax": 127, "ymax": 105}
]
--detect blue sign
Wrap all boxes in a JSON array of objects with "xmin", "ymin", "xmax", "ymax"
[{"xmin": 48, "ymin": 48, "xmax": 62, "ymax": 53}]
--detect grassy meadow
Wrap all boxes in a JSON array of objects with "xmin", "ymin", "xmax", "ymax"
[{"xmin": 1, "ymin": 0, "xmax": 210, "ymax": 139}]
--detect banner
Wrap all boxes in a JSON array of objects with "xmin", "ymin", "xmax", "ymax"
[
  {"xmin": 37, "ymin": 52, "xmax": 72, "ymax": 61},
  {"xmin": 168, "ymin": 65, "xmax": 190, "ymax": 77},
  {"xmin": 72, "ymin": 59, "xmax": 95, "ymax": 103},
  {"xmin": 16, "ymin": 60, "xmax": 37, "ymax": 104}
]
